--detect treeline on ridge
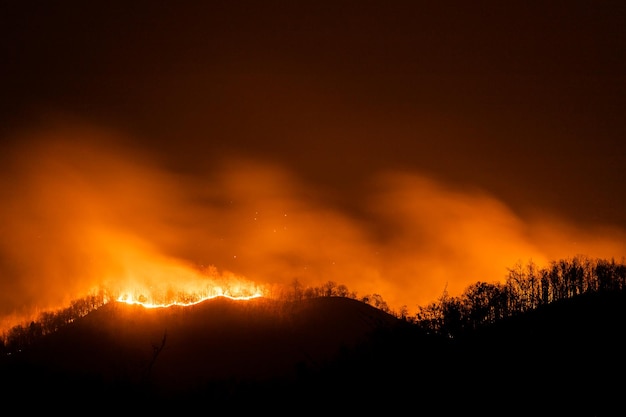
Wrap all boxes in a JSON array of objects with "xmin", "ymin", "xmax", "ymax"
[
  {"xmin": 1, "ymin": 254, "xmax": 625, "ymax": 354},
  {"xmin": 415, "ymin": 255, "xmax": 626, "ymax": 338}
]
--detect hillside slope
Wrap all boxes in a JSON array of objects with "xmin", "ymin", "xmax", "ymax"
[
  {"xmin": 2, "ymin": 291, "xmax": 625, "ymax": 414},
  {"xmin": 452, "ymin": 290, "xmax": 626, "ymax": 416},
  {"xmin": 0, "ymin": 296, "xmax": 407, "ymax": 406}
]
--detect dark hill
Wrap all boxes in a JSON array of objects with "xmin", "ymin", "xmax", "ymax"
[
  {"xmin": 2, "ymin": 291, "xmax": 625, "ymax": 415},
  {"xmin": 0, "ymin": 296, "xmax": 416, "ymax": 409},
  {"xmin": 452, "ymin": 290, "xmax": 626, "ymax": 416}
]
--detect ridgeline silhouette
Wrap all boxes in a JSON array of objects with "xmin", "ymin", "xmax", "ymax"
[{"xmin": 1, "ymin": 255, "xmax": 625, "ymax": 414}]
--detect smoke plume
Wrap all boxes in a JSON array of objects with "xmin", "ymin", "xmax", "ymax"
[{"xmin": 1, "ymin": 123, "xmax": 625, "ymax": 331}]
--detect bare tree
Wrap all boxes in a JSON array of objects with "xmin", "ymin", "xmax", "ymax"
[{"xmin": 144, "ymin": 331, "xmax": 167, "ymax": 381}]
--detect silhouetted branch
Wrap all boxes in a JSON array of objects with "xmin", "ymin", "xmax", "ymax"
[{"xmin": 144, "ymin": 331, "xmax": 167, "ymax": 381}]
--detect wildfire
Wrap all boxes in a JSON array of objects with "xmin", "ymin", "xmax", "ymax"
[
  {"xmin": 89, "ymin": 227, "xmax": 268, "ymax": 309},
  {"xmin": 114, "ymin": 279, "xmax": 266, "ymax": 308}
]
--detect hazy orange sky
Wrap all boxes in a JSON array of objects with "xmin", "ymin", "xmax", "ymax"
[{"xmin": 1, "ymin": 1, "xmax": 625, "ymax": 328}]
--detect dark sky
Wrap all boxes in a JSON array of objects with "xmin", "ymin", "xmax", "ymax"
[{"xmin": 1, "ymin": 1, "xmax": 625, "ymax": 326}]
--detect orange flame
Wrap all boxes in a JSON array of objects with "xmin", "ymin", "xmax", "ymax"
[
  {"xmin": 81, "ymin": 221, "xmax": 268, "ymax": 309},
  {"xmin": 94, "ymin": 229, "xmax": 268, "ymax": 308},
  {"xmin": 115, "ymin": 280, "xmax": 265, "ymax": 308}
]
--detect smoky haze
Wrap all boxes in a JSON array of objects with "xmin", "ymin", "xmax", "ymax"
[{"xmin": 1, "ymin": 122, "xmax": 626, "ymax": 331}]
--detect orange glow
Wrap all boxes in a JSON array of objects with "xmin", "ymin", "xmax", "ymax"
[
  {"xmin": 1, "ymin": 122, "xmax": 625, "ymax": 333},
  {"xmin": 111, "ymin": 263, "xmax": 266, "ymax": 308},
  {"xmin": 116, "ymin": 292, "xmax": 263, "ymax": 309},
  {"xmin": 90, "ymin": 228, "xmax": 266, "ymax": 308}
]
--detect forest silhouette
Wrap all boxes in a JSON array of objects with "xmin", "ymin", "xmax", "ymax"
[{"xmin": 1, "ymin": 254, "xmax": 625, "ymax": 414}]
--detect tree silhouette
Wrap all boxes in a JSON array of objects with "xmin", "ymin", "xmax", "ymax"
[
  {"xmin": 3, "ymin": 254, "xmax": 626, "ymax": 352},
  {"xmin": 143, "ymin": 331, "xmax": 167, "ymax": 382},
  {"xmin": 416, "ymin": 255, "xmax": 626, "ymax": 338}
]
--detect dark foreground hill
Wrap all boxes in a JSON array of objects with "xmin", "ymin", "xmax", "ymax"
[
  {"xmin": 1, "ymin": 296, "xmax": 418, "ymax": 410},
  {"xmin": 2, "ymin": 292, "xmax": 626, "ymax": 415}
]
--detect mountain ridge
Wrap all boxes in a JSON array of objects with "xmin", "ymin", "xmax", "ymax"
[
  {"xmin": 2, "ymin": 291, "xmax": 625, "ymax": 414},
  {"xmin": 1, "ymin": 296, "xmax": 404, "ymax": 402}
]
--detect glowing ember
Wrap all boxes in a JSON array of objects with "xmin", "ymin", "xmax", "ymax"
[
  {"xmin": 91, "ymin": 228, "xmax": 268, "ymax": 309},
  {"xmin": 116, "ymin": 284, "xmax": 265, "ymax": 308}
]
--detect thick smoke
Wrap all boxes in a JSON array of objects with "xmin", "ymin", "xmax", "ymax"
[{"xmin": 1, "ymin": 123, "xmax": 625, "ymax": 331}]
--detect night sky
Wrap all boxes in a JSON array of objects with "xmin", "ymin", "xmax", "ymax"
[{"xmin": 1, "ymin": 1, "xmax": 625, "ymax": 328}]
